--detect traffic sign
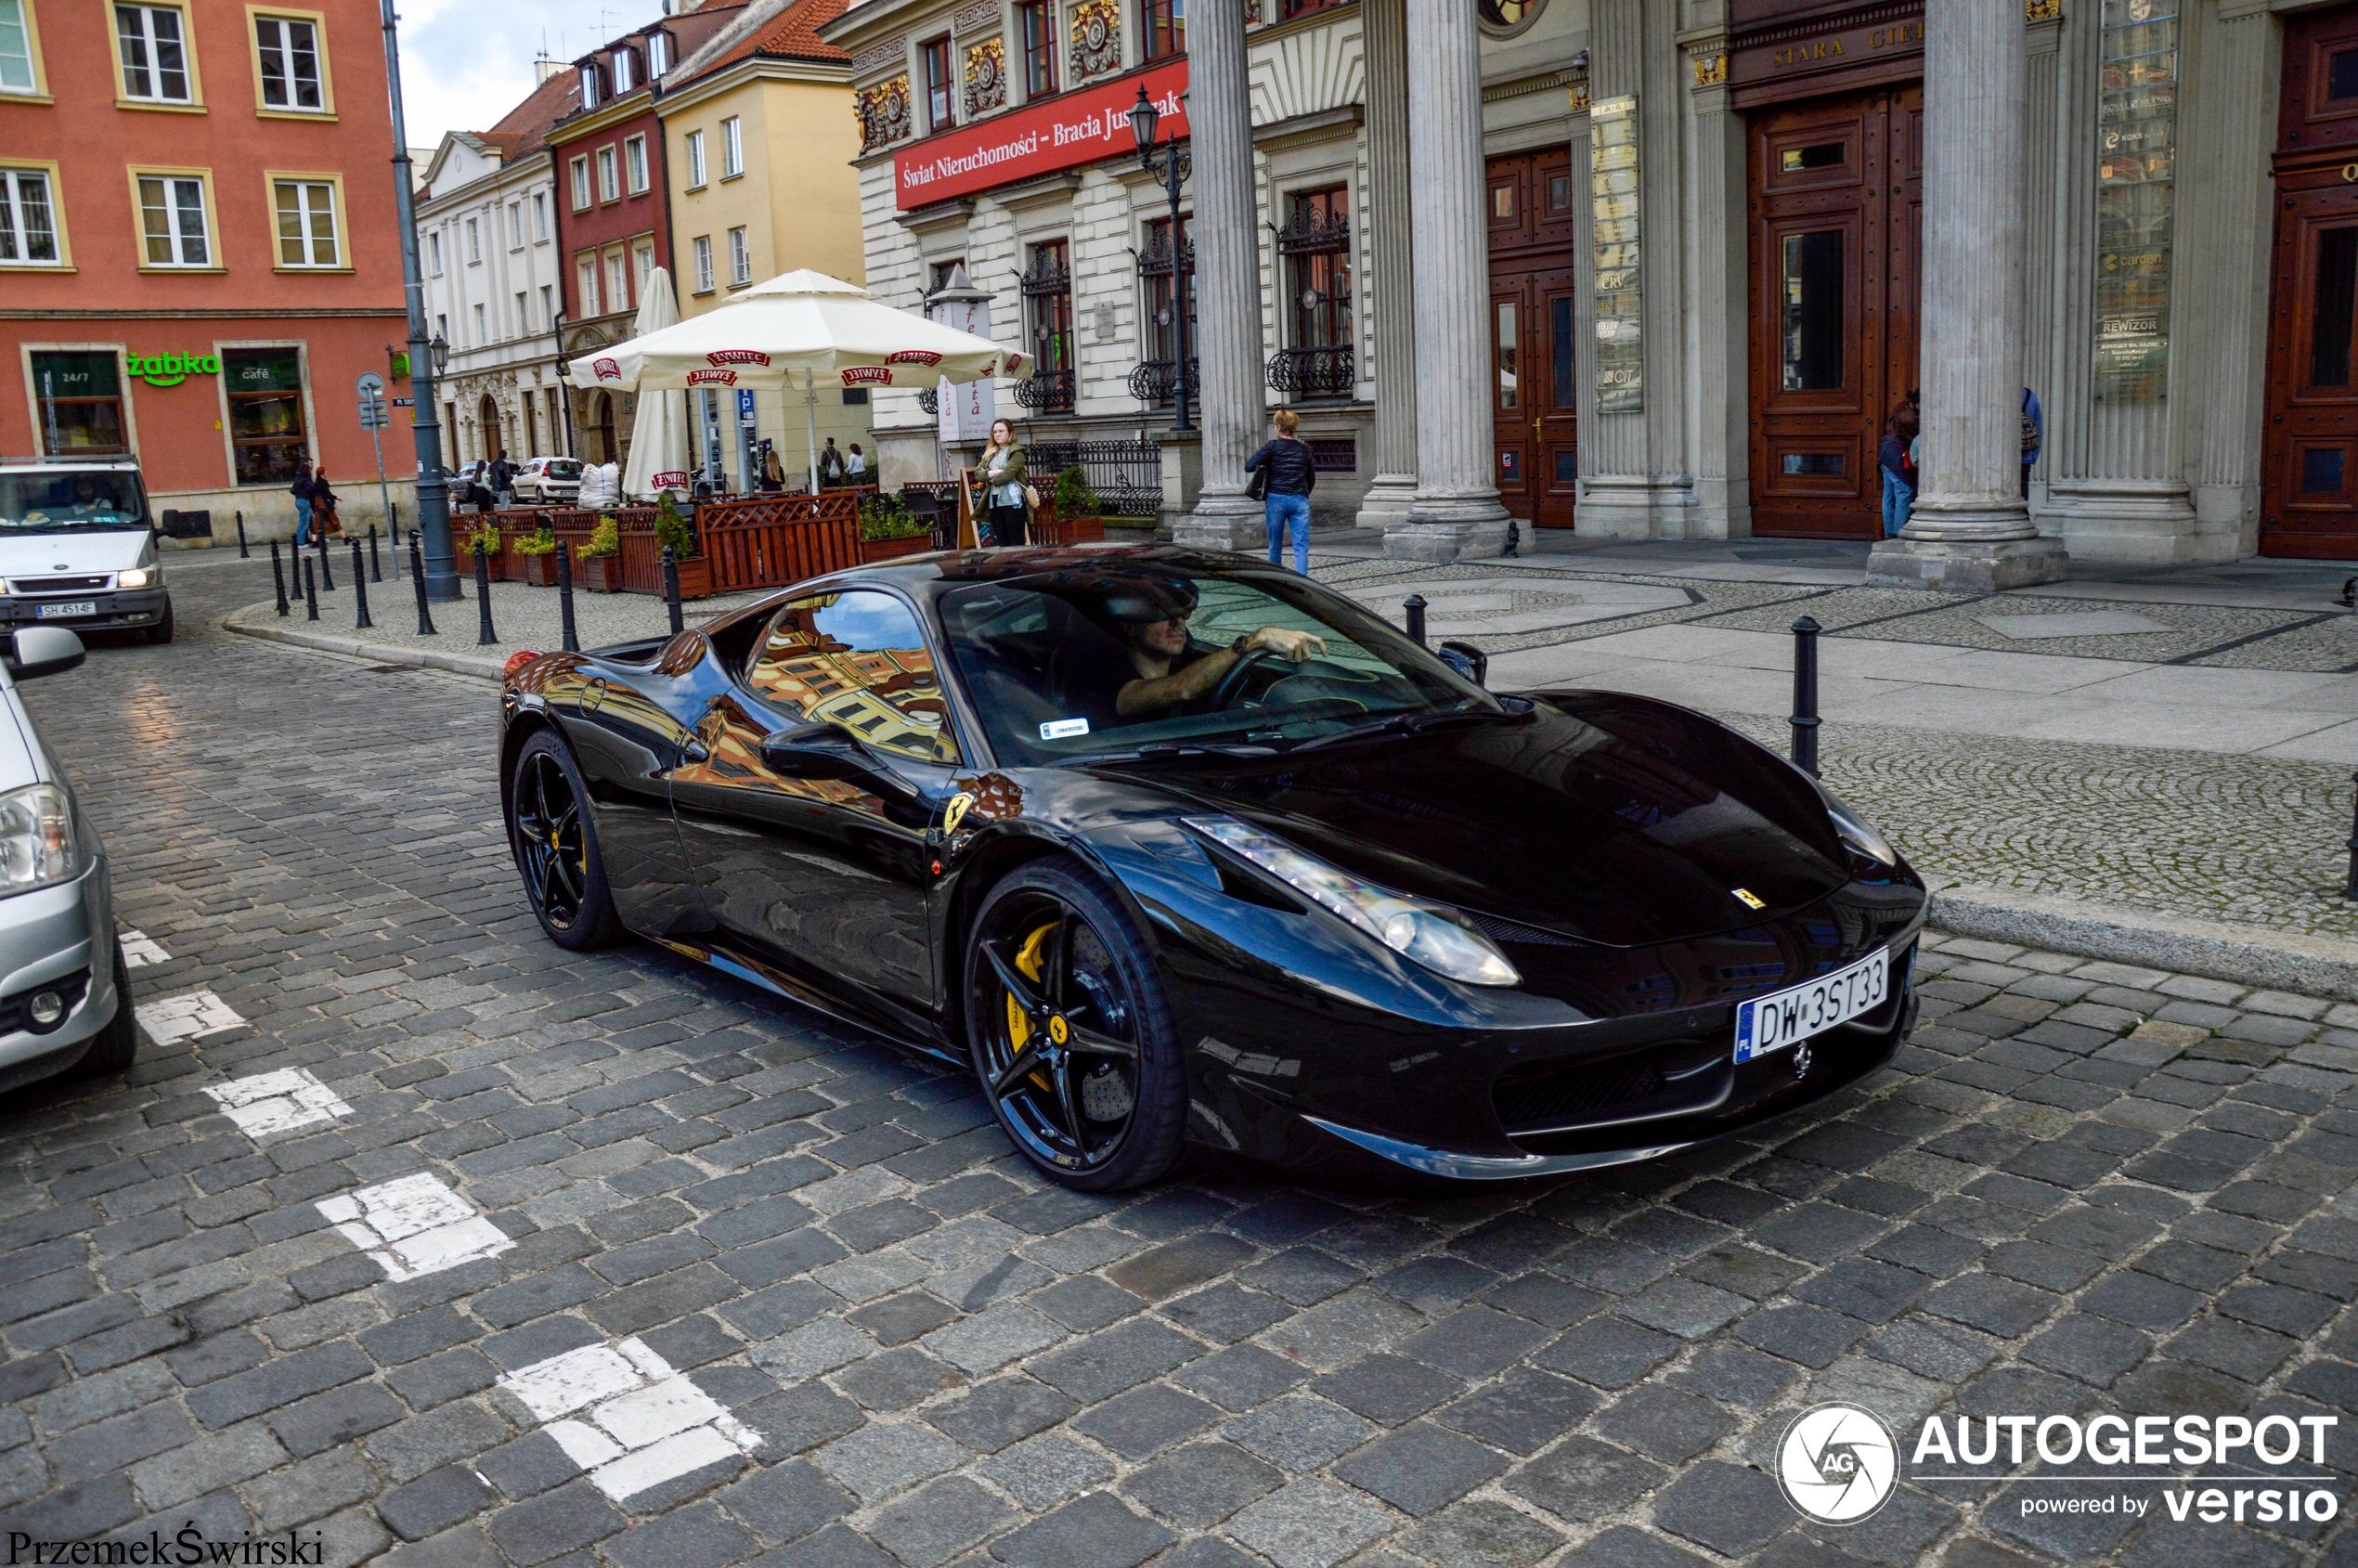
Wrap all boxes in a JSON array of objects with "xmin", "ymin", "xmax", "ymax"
[
  {"xmin": 356, "ymin": 371, "xmax": 386, "ymax": 396},
  {"xmin": 357, "ymin": 403, "xmax": 390, "ymax": 430},
  {"xmin": 391, "ymin": 396, "xmax": 414, "ymax": 408}
]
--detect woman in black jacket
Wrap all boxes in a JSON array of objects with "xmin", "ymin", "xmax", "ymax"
[{"xmin": 1244, "ymin": 408, "xmax": 1315, "ymax": 573}]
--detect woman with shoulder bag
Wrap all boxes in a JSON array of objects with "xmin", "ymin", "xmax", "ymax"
[
  {"xmin": 1244, "ymin": 409, "xmax": 1315, "ymax": 573},
  {"xmin": 982, "ymin": 419, "xmax": 1030, "ymax": 548}
]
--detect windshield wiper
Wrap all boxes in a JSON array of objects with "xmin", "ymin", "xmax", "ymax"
[
  {"xmin": 1090, "ymin": 740, "xmax": 1281, "ymax": 763},
  {"xmin": 1284, "ymin": 708, "xmax": 1503, "ymax": 754}
]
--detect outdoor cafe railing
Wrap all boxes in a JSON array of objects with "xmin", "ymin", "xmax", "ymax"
[{"xmin": 697, "ymin": 493, "xmax": 862, "ymax": 591}]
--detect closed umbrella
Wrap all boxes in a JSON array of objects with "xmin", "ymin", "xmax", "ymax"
[
  {"xmin": 565, "ymin": 270, "xmax": 1030, "ymax": 495},
  {"xmin": 619, "ymin": 267, "xmax": 690, "ymax": 502}
]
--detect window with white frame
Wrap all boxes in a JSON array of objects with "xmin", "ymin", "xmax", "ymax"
[
  {"xmin": 533, "ymin": 191, "xmax": 548, "ymax": 239},
  {"xmin": 513, "ymin": 292, "xmax": 526, "ymax": 336},
  {"xmin": 0, "ymin": 0, "xmax": 36, "ymax": 95},
  {"xmin": 539, "ymin": 283, "xmax": 553, "ymax": 328},
  {"xmin": 117, "ymin": 5, "xmax": 191, "ymax": 103},
  {"xmin": 721, "ymin": 116, "xmax": 742, "ymax": 177},
  {"xmin": 625, "ymin": 134, "xmax": 648, "ymax": 194},
  {"xmin": 0, "ymin": 167, "xmax": 58, "ymax": 265},
  {"xmin": 473, "ymin": 302, "xmax": 485, "ymax": 342},
  {"xmin": 577, "ymin": 254, "xmax": 598, "ymax": 315},
  {"xmin": 578, "ymin": 63, "xmax": 599, "ymax": 109},
  {"xmin": 611, "ymin": 46, "xmax": 633, "ymax": 92},
  {"xmin": 434, "ymin": 312, "xmax": 447, "ymax": 343},
  {"xmin": 693, "ymin": 234, "xmax": 712, "ymax": 292},
  {"xmin": 647, "ymin": 31, "xmax": 669, "ymax": 75},
  {"xmin": 729, "ymin": 226, "xmax": 748, "ymax": 286},
  {"xmin": 685, "ymin": 129, "xmax": 706, "ymax": 188},
  {"xmin": 568, "ymin": 156, "xmax": 590, "ymax": 211},
  {"xmin": 506, "ymin": 201, "xmax": 521, "ymax": 247},
  {"xmin": 605, "ymin": 250, "xmax": 627, "ymax": 312},
  {"xmin": 136, "ymin": 173, "xmax": 209, "ymax": 266},
  {"xmin": 427, "ymin": 227, "xmax": 443, "ymax": 275},
  {"xmin": 253, "ymin": 15, "xmax": 322, "ymax": 110},
  {"xmin": 596, "ymin": 145, "xmax": 617, "ymax": 201},
  {"xmin": 465, "ymin": 214, "xmax": 479, "ymax": 263},
  {"xmin": 633, "ymin": 241, "xmax": 652, "ymax": 292},
  {"xmin": 273, "ymin": 178, "xmax": 338, "ymax": 266}
]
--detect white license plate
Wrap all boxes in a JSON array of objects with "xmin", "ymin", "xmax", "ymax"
[
  {"xmin": 34, "ymin": 602, "xmax": 94, "ymax": 620},
  {"xmin": 1734, "ymin": 948, "xmax": 1890, "ymax": 1063}
]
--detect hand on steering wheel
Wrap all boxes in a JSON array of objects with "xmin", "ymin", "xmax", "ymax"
[{"xmin": 1209, "ymin": 648, "xmax": 1275, "ymax": 709}]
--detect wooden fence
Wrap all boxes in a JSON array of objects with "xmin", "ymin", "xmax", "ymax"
[{"xmin": 697, "ymin": 493, "xmax": 862, "ymax": 593}]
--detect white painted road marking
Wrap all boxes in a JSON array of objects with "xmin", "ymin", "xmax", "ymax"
[
  {"xmin": 135, "ymin": 990, "xmax": 244, "ymax": 1044},
  {"xmin": 497, "ymin": 1337, "xmax": 762, "ymax": 1500},
  {"xmin": 202, "ymin": 1067, "xmax": 354, "ymax": 1138},
  {"xmin": 317, "ymin": 1172, "xmax": 514, "ymax": 1281},
  {"xmin": 120, "ymin": 930, "xmax": 170, "ymax": 968}
]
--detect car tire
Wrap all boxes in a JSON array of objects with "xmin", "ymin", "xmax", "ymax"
[
  {"xmin": 75, "ymin": 939, "xmax": 138, "ymax": 1077},
  {"xmin": 507, "ymin": 728, "xmax": 626, "ymax": 950},
  {"xmin": 144, "ymin": 600, "xmax": 174, "ymax": 646},
  {"xmin": 964, "ymin": 859, "xmax": 1186, "ymax": 1192}
]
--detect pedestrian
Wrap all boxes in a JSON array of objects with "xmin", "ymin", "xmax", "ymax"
[
  {"xmin": 760, "ymin": 443, "xmax": 785, "ymax": 492},
  {"xmin": 2020, "ymin": 385, "xmax": 2043, "ymax": 500},
  {"xmin": 1878, "ymin": 398, "xmax": 1918, "ymax": 538},
  {"xmin": 980, "ymin": 419, "xmax": 1030, "ymax": 547},
  {"xmin": 312, "ymin": 467, "xmax": 341, "ymax": 536},
  {"xmin": 819, "ymin": 437, "xmax": 847, "ymax": 488},
  {"xmin": 846, "ymin": 443, "xmax": 867, "ymax": 480},
  {"xmin": 290, "ymin": 460, "xmax": 315, "ymax": 548},
  {"xmin": 490, "ymin": 452, "xmax": 515, "ymax": 510},
  {"xmin": 1245, "ymin": 408, "xmax": 1316, "ymax": 574}
]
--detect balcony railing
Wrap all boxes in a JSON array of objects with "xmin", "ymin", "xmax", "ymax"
[
  {"xmin": 1014, "ymin": 368, "xmax": 1076, "ymax": 413},
  {"xmin": 1136, "ymin": 238, "xmax": 1195, "ymax": 277},
  {"xmin": 1030, "ymin": 437, "xmax": 1163, "ymax": 518},
  {"xmin": 1276, "ymin": 214, "xmax": 1350, "ymax": 255},
  {"xmin": 1267, "ymin": 344, "xmax": 1355, "ymax": 399},
  {"xmin": 1128, "ymin": 357, "xmax": 1197, "ymax": 408}
]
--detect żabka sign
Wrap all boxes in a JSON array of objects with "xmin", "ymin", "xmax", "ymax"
[{"xmin": 895, "ymin": 60, "xmax": 1187, "ymax": 211}]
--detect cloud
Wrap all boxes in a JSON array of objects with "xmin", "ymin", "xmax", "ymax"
[{"xmin": 394, "ymin": 0, "xmax": 667, "ymax": 143}]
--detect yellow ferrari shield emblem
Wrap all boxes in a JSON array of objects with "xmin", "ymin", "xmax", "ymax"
[
  {"xmin": 1731, "ymin": 888, "xmax": 1767, "ymax": 911},
  {"xmin": 942, "ymin": 792, "xmax": 976, "ymax": 836},
  {"xmin": 1048, "ymin": 1015, "xmax": 1069, "ymax": 1045}
]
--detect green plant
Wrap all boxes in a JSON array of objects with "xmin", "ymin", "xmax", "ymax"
[
  {"xmin": 858, "ymin": 493, "xmax": 929, "ymax": 541},
  {"xmin": 653, "ymin": 494, "xmax": 696, "ymax": 558},
  {"xmin": 465, "ymin": 519, "xmax": 500, "ymax": 557},
  {"xmin": 513, "ymin": 526, "xmax": 559, "ymax": 556},
  {"xmin": 582, "ymin": 518, "xmax": 620, "ymax": 558},
  {"xmin": 1053, "ymin": 466, "xmax": 1100, "ymax": 518}
]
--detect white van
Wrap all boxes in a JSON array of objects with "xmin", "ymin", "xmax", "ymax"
[{"xmin": 0, "ymin": 457, "xmax": 172, "ymax": 645}]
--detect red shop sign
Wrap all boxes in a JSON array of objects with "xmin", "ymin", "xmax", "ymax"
[{"xmin": 895, "ymin": 59, "xmax": 1188, "ymax": 211}]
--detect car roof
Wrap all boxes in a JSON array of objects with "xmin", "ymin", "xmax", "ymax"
[{"xmin": 821, "ymin": 543, "xmax": 1257, "ymax": 606}]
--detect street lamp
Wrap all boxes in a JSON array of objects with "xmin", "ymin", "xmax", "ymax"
[
  {"xmin": 380, "ymin": 0, "xmax": 460, "ymax": 601},
  {"xmin": 430, "ymin": 333, "xmax": 450, "ymax": 376},
  {"xmin": 1130, "ymin": 85, "xmax": 1191, "ymax": 434}
]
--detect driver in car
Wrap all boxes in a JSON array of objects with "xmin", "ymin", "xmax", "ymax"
[{"xmin": 1099, "ymin": 577, "xmax": 1325, "ymax": 717}]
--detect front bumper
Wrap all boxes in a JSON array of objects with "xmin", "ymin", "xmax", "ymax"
[
  {"xmin": 0, "ymin": 589, "xmax": 167, "ymax": 631},
  {"xmin": 0, "ymin": 853, "xmax": 118, "ymax": 1094}
]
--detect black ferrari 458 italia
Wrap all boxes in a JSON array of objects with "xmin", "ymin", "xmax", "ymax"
[{"xmin": 499, "ymin": 546, "xmax": 1925, "ymax": 1191}]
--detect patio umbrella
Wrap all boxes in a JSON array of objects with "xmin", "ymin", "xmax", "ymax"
[
  {"xmin": 565, "ymin": 270, "xmax": 1030, "ymax": 494},
  {"xmin": 619, "ymin": 267, "xmax": 690, "ymax": 502}
]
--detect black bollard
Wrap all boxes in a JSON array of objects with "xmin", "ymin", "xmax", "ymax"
[
  {"xmin": 1403, "ymin": 593, "xmax": 1427, "ymax": 648},
  {"xmin": 1791, "ymin": 616, "xmax": 1821, "ymax": 776},
  {"xmin": 409, "ymin": 531, "xmax": 437, "ymax": 636},
  {"xmin": 236, "ymin": 510, "xmax": 250, "ymax": 559},
  {"xmin": 2346, "ymin": 772, "xmax": 2358, "ymax": 901},
  {"xmin": 1504, "ymin": 518, "xmax": 1520, "ymax": 559},
  {"xmin": 351, "ymin": 539, "xmax": 373, "ymax": 630},
  {"xmin": 303, "ymin": 557, "xmax": 318, "ymax": 621},
  {"xmin": 389, "ymin": 512, "xmax": 401, "ymax": 580},
  {"xmin": 315, "ymin": 534, "xmax": 334, "ymax": 591},
  {"xmin": 473, "ymin": 538, "xmax": 498, "ymax": 646},
  {"xmin": 368, "ymin": 525, "xmax": 382, "ymax": 583},
  {"xmin": 556, "ymin": 542, "xmax": 581, "ymax": 654},
  {"xmin": 660, "ymin": 544, "xmax": 684, "ymax": 636},
  {"xmin": 270, "ymin": 540, "xmax": 289, "ymax": 617}
]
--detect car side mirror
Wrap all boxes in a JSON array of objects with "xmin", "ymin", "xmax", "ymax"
[
  {"xmin": 8, "ymin": 627, "xmax": 84, "ymax": 682},
  {"xmin": 760, "ymin": 720, "xmax": 922, "ymax": 805},
  {"xmin": 1436, "ymin": 640, "xmax": 1488, "ymax": 687}
]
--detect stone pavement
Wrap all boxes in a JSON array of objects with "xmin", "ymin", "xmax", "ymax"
[{"xmin": 0, "ymin": 551, "xmax": 2349, "ymax": 1566}]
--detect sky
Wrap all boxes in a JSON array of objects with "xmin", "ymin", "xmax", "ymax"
[{"xmin": 393, "ymin": 0, "xmax": 670, "ymax": 147}]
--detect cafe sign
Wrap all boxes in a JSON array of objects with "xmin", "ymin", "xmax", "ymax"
[{"xmin": 125, "ymin": 352, "xmax": 222, "ymax": 388}]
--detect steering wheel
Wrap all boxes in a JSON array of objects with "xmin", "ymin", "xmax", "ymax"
[{"xmin": 1209, "ymin": 648, "xmax": 1276, "ymax": 709}]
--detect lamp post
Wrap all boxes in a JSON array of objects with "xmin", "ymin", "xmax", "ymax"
[
  {"xmin": 380, "ymin": 0, "xmax": 460, "ymax": 601},
  {"xmin": 1129, "ymin": 86, "xmax": 1191, "ymax": 434}
]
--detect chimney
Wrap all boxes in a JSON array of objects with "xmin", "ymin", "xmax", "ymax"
[{"xmin": 533, "ymin": 52, "xmax": 559, "ymax": 84}]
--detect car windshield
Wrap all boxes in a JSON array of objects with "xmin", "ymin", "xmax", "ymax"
[
  {"xmin": 937, "ymin": 562, "xmax": 1499, "ymax": 765},
  {"xmin": 0, "ymin": 471, "xmax": 148, "ymax": 532},
  {"xmin": 544, "ymin": 460, "xmax": 583, "ymax": 480}
]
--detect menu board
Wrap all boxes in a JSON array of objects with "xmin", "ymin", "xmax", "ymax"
[
  {"xmin": 2093, "ymin": 0, "xmax": 2176, "ymax": 402},
  {"xmin": 1590, "ymin": 95, "xmax": 1643, "ymax": 415}
]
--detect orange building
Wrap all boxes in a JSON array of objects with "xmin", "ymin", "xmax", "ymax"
[{"xmin": 0, "ymin": 0, "xmax": 408, "ymax": 543}]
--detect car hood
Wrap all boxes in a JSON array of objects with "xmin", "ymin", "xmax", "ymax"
[
  {"xmin": 0, "ymin": 530, "xmax": 150, "ymax": 575},
  {"xmin": 1092, "ymin": 693, "xmax": 1858, "ymax": 948}
]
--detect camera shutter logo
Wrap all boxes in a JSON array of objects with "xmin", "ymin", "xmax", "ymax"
[{"xmin": 1778, "ymin": 1403, "xmax": 1898, "ymax": 1523}]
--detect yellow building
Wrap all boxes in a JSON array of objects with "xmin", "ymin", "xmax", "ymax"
[{"xmin": 660, "ymin": 0, "xmax": 873, "ymax": 489}]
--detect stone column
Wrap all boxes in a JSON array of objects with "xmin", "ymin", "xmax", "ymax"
[
  {"xmin": 1173, "ymin": 0, "xmax": 1267, "ymax": 551},
  {"xmin": 1387, "ymin": 0, "xmax": 1508, "ymax": 560},
  {"xmin": 1354, "ymin": 0, "xmax": 1417, "ymax": 531},
  {"xmin": 1867, "ymin": 0, "xmax": 2066, "ymax": 590},
  {"xmin": 2189, "ymin": 5, "xmax": 2276, "ymax": 560}
]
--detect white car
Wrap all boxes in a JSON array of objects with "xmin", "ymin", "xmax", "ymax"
[
  {"xmin": 512, "ymin": 457, "xmax": 584, "ymax": 505},
  {"xmin": 0, "ymin": 458, "xmax": 172, "ymax": 644}
]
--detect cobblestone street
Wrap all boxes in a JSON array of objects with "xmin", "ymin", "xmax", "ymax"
[{"xmin": 0, "ymin": 551, "xmax": 2348, "ymax": 1566}]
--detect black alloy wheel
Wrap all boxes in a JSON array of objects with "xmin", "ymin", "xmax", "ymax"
[
  {"xmin": 509, "ymin": 731, "xmax": 623, "ymax": 950},
  {"xmin": 965, "ymin": 861, "xmax": 1185, "ymax": 1190}
]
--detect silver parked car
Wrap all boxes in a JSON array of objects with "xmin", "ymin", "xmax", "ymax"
[
  {"xmin": 0, "ymin": 625, "xmax": 135, "ymax": 1093},
  {"xmin": 512, "ymin": 457, "xmax": 584, "ymax": 505}
]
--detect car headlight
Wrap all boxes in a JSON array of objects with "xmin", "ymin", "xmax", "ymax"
[
  {"xmin": 116, "ymin": 567, "xmax": 154, "ymax": 589},
  {"xmin": 1820, "ymin": 787, "xmax": 1898, "ymax": 867},
  {"xmin": 1184, "ymin": 816, "xmax": 1520, "ymax": 987},
  {"xmin": 0, "ymin": 784, "xmax": 80, "ymax": 894}
]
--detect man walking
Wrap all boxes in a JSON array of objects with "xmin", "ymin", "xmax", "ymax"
[{"xmin": 291, "ymin": 461, "xmax": 316, "ymax": 548}]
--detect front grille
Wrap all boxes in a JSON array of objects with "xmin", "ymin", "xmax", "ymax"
[
  {"xmin": 0, "ymin": 967, "xmax": 89, "ymax": 1035},
  {"xmin": 10, "ymin": 576, "xmax": 110, "ymax": 594},
  {"xmin": 1491, "ymin": 1036, "xmax": 1725, "ymax": 1133}
]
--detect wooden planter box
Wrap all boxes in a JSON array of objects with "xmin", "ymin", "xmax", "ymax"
[
  {"xmin": 511, "ymin": 552, "xmax": 562, "ymax": 588},
  {"xmin": 577, "ymin": 553, "xmax": 624, "ymax": 592},
  {"xmin": 859, "ymin": 534, "xmax": 934, "ymax": 564},
  {"xmin": 673, "ymin": 552, "xmax": 715, "ymax": 599}
]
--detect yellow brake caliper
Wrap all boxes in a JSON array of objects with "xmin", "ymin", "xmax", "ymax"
[{"xmin": 1005, "ymin": 922, "xmax": 1056, "ymax": 1094}]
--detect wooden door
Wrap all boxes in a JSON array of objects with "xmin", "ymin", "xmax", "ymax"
[
  {"xmin": 1746, "ymin": 86, "xmax": 1922, "ymax": 538},
  {"xmin": 1487, "ymin": 152, "xmax": 1581, "ymax": 527}
]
